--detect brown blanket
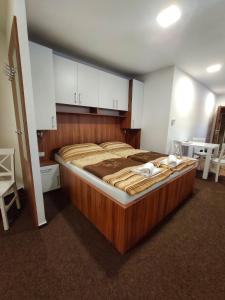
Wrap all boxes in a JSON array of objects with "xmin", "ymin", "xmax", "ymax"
[
  {"xmin": 128, "ymin": 151, "xmax": 167, "ymax": 163},
  {"xmin": 84, "ymin": 158, "xmax": 142, "ymax": 178},
  {"xmin": 84, "ymin": 157, "xmax": 172, "ymax": 195}
]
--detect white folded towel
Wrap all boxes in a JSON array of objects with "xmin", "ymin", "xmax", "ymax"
[
  {"xmin": 133, "ymin": 162, "xmax": 161, "ymax": 177},
  {"xmin": 162, "ymin": 155, "xmax": 182, "ymax": 167},
  {"xmin": 168, "ymin": 155, "xmax": 177, "ymax": 164}
]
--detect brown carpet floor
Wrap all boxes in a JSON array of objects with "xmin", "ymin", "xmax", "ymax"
[{"xmin": 0, "ymin": 174, "xmax": 225, "ymax": 300}]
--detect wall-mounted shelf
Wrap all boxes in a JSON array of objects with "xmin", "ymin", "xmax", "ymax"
[{"xmin": 56, "ymin": 104, "xmax": 126, "ymax": 118}]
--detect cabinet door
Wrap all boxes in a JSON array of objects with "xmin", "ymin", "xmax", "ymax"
[
  {"xmin": 54, "ymin": 54, "xmax": 77, "ymax": 105},
  {"xmin": 99, "ymin": 71, "xmax": 116, "ymax": 110},
  {"xmin": 131, "ymin": 80, "xmax": 144, "ymax": 129},
  {"xmin": 40, "ymin": 165, "xmax": 60, "ymax": 193},
  {"xmin": 29, "ymin": 42, "xmax": 57, "ymax": 130},
  {"xmin": 77, "ymin": 63, "xmax": 99, "ymax": 107},
  {"xmin": 114, "ymin": 76, "xmax": 129, "ymax": 111}
]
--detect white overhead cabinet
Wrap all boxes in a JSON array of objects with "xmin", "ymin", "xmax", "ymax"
[
  {"xmin": 99, "ymin": 71, "xmax": 128, "ymax": 111},
  {"xmin": 29, "ymin": 42, "xmax": 57, "ymax": 130},
  {"xmin": 54, "ymin": 55, "xmax": 77, "ymax": 105},
  {"xmin": 77, "ymin": 63, "xmax": 99, "ymax": 107},
  {"xmin": 99, "ymin": 71, "xmax": 115, "ymax": 110},
  {"xmin": 131, "ymin": 80, "xmax": 144, "ymax": 128},
  {"xmin": 54, "ymin": 54, "xmax": 128, "ymax": 111},
  {"xmin": 114, "ymin": 76, "xmax": 129, "ymax": 111},
  {"xmin": 54, "ymin": 55, "xmax": 99, "ymax": 107}
]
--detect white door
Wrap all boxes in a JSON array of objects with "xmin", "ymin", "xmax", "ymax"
[
  {"xmin": 54, "ymin": 54, "xmax": 77, "ymax": 105},
  {"xmin": 99, "ymin": 71, "xmax": 116, "ymax": 110},
  {"xmin": 114, "ymin": 76, "xmax": 128, "ymax": 111},
  {"xmin": 131, "ymin": 80, "xmax": 144, "ymax": 128},
  {"xmin": 29, "ymin": 42, "xmax": 57, "ymax": 130},
  {"xmin": 77, "ymin": 63, "xmax": 99, "ymax": 107}
]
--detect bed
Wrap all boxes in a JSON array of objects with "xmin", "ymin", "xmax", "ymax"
[{"xmin": 57, "ymin": 142, "xmax": 197, "ymax": 254}]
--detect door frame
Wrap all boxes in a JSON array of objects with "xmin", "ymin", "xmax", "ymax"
[
  {"xmin": 212, "ymin": 106, "xmax": 225, "ymax": 144},
  {"xmin": 8, "ymin": 16, "xmax": 38, "ymax": 225}
]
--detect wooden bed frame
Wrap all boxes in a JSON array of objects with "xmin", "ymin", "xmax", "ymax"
[
  {"xmin": 38, "ymin": 112, "xmax": 196, "ymax": 253},
  {"xmin": 60, "ymin": 163, "xmax": 196, "ymax": 254}
]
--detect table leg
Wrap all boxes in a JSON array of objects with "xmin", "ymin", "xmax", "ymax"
[
  {"xmin": 213, "ymin": 146, "xmax": 219, "ymax": 158},
  {"xmin": 188, "ymin": 146, "xmax": 194, "ymax": 157},
  {"xmin": 203, "ymin": 148, "xmax": 212, "ymax": 179},
  {"xmin": 183, "ymin": 145, "xmax": 194, "ymax": 157}
]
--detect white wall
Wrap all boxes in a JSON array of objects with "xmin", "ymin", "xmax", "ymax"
[
  {"xmin": 167, "ymin": 68, "xmax": 216, "ymax": 152},
  {"xmin": 141, "ymin": 67, "xmax": 174, "ymax": 153},
  {"xmin": 5, "ymin": 0, "xmax": 46, "ymax": 226},
  {"xmin": 216, "ymin": 94, "xmax": 225, "ymax": 107},
  {"xmin": 0, "ymin": 31, "xmax": 23, "ymax": 187},
  {"xmin": 140, "ymin": 67, "xmax": 216, "ymax": 154}
]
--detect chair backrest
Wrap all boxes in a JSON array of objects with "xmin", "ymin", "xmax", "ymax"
[
  {"xmin": 218, "ymin": 143, "xmax": 225, "ymax": 162},
  {"xmin": 0, "ymin": 148, "xmax": 15, "ymax": 181},
  {"xmin": 173, "ymin": 140, "xmax": 183, "ymax": 158}
]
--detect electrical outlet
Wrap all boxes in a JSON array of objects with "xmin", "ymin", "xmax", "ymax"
[
  {"xmin": 171, "ymin": 119, "xmax": 176, "ymax": 126},
  {"xmin": 39, "ymin": 152, "xmax": 45, "ymax": 158}
]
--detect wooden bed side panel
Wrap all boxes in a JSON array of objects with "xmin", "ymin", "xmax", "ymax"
[
  {"xmin": 118, "ymin": 168, "xmax": 196, "ymax": 253},
  {"xmin": 61, "ymin": 164, "xmax": 196, "ymax": 254},
  {"xmin": 60, "ymin": 165, "xmax": 114, "ymax": 242},
  {"xmin": 111, "ymin": 203, "xmax": 127, "ymax": 253}
]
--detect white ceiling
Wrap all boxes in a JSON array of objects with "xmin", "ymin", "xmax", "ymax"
[{"xmin": 26, "ymin": 0, "xmax": 225, "ymax": 94}]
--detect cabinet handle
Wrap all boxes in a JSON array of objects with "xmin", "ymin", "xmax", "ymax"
[
  {"xmin": 113, "ymin": 99, "xmax": 115, "ymax": 109},
  {"xmin": 132, "ymin": 120, "xmax": 134, "ymax": 128},
  {"xmin": 51, "ymin": 116, "xmax": 55, "ymax": 129},
  {"xmin": 74, "ymin": 92, "xmax": 77, "ymax": 103},
  {"xmin": 79, "ymin": 93, "xmax": 81, "ymax": 104},
  {"xmin": 116, "ymin": 99, "xmax": 118, "ymax": 109}
]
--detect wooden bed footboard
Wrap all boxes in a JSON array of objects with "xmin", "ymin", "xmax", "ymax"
[{"xmin": 60, "ymin": 165, "xmax": 196, "ymax": 254}]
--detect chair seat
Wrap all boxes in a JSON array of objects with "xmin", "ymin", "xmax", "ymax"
[
  {"xmin": 212, "ymin": 158, "xmax": 225, "ymax": 164},
  {"xmin": 0, "ymin": 180, "xmax": 14, "ymax": 197}
]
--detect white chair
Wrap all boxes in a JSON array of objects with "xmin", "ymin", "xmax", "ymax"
[
  {"xmin": 192, "ymin": 137, "xmax": 207, "ymax": 158},
  {"xmin": 0, "ymin": 149, "xmax": 20, "ymax": 230},
  {"xmin": 173, "ymin": 140, "xmax": 183, "ymax": 158},
  {"xmin": 210, "ymin": 143, "xmax": 225, "ymax": 183}
]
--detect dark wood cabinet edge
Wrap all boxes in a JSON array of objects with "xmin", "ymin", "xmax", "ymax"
[{"xmin": 120, "ymin": 79, "xmax": 132, "ymax": 129}]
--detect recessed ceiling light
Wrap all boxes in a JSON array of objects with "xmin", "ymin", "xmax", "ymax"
[
  {"xmin": 206, "ymin": 64, "xmax": 222, "ymax": 73},
  {"xmin": 157, "ymin": 5, "xmax": 182, "ymax": 28}
]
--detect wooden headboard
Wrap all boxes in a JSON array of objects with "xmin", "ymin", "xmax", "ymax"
[{"xmin": 38, "ymin": 112, "xmax": 127, "ymax": 161}]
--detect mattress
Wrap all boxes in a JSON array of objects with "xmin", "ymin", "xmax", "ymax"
[{"xmin": 55, "ymin": 154, "xmax": 197, "ymax": 205}]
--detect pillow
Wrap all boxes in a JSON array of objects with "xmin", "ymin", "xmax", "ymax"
[
  {"xmin": 59, "ymin": 143, "xmax": 103, "ymax": 162},
  {"xmin": 99, "ymin": 141, "xmax": 133, "ymax": 151}
]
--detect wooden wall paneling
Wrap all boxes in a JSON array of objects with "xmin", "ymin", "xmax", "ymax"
[
  {"xmin": 125, "ymin": 129, "xmax": 141, "ymax": 148},
  {"xmin": 120, "ymin": 79, "xmax": 132, "ymax": 129},
  {"xmin": 38, "ymin": 112, "xmax": 126, "ymax": 161},
  {"xmin": 60, "ymin": 162, "xmax": 196, "ymax": 254}
]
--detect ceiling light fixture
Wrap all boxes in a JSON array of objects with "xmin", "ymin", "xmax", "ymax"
[
  {"xmin": 157, "ymin": 5, "xmax": 182, "ymax": 28},
  {"xmin": 206, "ymin": 64, "xmax": 222, "ymax": 73}
]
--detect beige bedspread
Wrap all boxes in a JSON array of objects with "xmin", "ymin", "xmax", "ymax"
[
  {"xmin": 59, "ymin": 143, "xmax": 119, "ymax": 168},
  {"xmin": 100, "ymin": 141, "xmax": 147, "ymax": 158},
  {"xmin": 59, "ymin": 143, "xmax": 196, "ymax": 196}
]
